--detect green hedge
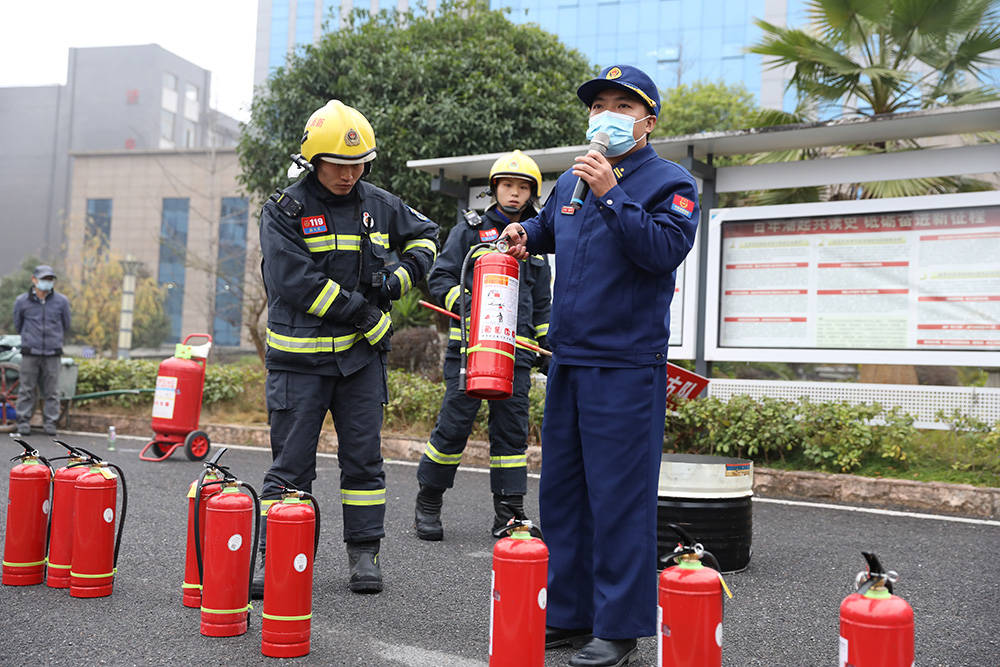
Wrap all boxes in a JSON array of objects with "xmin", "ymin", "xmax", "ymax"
[
  {"xmin": 75, "ymin": 359, "xmax": 265, "ymax": 407},
  {"xmin": 71, "ymin": 360, "xmax": 998, "ymax": 478}
]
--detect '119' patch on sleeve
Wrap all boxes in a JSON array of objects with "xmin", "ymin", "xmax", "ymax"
[
  {"xmin": 301, "ymin": 215, "xmax": 328, "ymax": 235},
  {"xmin": 671, "ymin": 194, "xmax": 695, "ymax": 218}
]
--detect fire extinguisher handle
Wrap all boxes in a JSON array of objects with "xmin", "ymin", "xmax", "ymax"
[
  {"xmin": 207, "ymin": 446, "xmax": 228, "ymax": 467},
  {"xmin": 239, "ymin": 480, "xmax": 262, "ymax": 609},
  {"xmin": 9, "ymin": 437, "xmax": 38, "ymax": 460}
]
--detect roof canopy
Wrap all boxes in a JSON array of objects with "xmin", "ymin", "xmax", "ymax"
[{"xmin": 407, "ymin": 102, "xmax": 1000, "ymax": 182}]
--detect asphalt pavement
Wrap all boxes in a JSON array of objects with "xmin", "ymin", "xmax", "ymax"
[{"xmin": 2, "ymin": 432, "xmax": 998, "ymax": 666}]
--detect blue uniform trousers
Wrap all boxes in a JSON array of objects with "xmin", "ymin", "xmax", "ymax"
[
  {"xmin": 417, "ymin": 355, "xmax": 530, "ymax": 495},
  {"xmin": 262, "ymin": 357, "xmax": 387, "ymax": 545},
  {"xmin": 539, "ymin": 360, "xmax": 667, "ymax": 639}
]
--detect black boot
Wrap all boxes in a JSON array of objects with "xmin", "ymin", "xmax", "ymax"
[
  {"xmin": 250, "ymin": 550, "xmax": 265, "ymax": 600},
  {"xmin": 492, "ymin": 494, "xmax": 524, "ymax": 535},
  {"xmin": 347, "ymin": 540, "xmax": 382, "ymax": 594},
  {"xmin": 414, "ymin": 484, "xmax": 444, "ymax": 541}
]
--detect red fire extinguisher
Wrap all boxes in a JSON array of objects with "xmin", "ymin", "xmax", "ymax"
[
  {"xmin": 181, "ymin": 453, "xmax": 223, "ymax": 607},
  {"xmin": 658, "ymin": 523, "xmax": 733, "ymax": 667},
  {"xmin": 489, "ymin": 510, "xmax": 547, "ymax": 667},
  {"xmin": 69, "ymin": 447, "xmax": 128, "ymax": 598},
  {"xmin": 2, "ymin": 439, "xmax": 52, "ymax": 586},
  {"xmin": 260, "ymin": 473, "xmax": 321, "ymax": 658},
  {"xmin": 459, "ymin": 240, "xmax": 520, "ymax": 400},
  {"xmin": 194, "ymin": 447, "xmax": 260, "ymax": 637},
  {"xmin": 46, "ymin": 440, "xmax": 92, "ymax": 588},
  {"xmin": 839, "ymin": 551, "xmax": 914, "ymax": 667}
]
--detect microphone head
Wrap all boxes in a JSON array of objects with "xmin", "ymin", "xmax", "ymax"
[{"xmin": 590, "ymin": 131, "xmax": 610, "ymax": 154}]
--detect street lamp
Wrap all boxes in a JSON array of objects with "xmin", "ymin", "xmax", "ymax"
[{"xmin": 117, "ymin": 256, "xmax": 142, "ymax": 360}]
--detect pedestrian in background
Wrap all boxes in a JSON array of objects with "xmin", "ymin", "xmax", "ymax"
[
  {"xmin": 502, "ymin": 65, "xmax": 700, "ymax": 667},
  {"xmin": 13, "ymin": 264, "xmax": 71, "ymax": 436},
  {"xmin": 415, "ymin": 150, "xmax": 551, "ymax": 541}
]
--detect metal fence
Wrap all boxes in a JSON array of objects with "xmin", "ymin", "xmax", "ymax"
[{"xmin": 707, "ymin": 379, "xmax": 1000, "ymax": 430}]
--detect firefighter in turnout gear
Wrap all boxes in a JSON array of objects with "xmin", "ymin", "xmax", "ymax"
[
  {"xmin": 414, "ymin": 150, "xmax": 551, "ymax": 541},
  {"xmin": 253, "ymin": 100, "xmax": 438, "ymax": 597}
]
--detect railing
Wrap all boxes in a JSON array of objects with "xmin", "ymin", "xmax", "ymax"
[{"xmin": 707, "ymin": 379, "xmax": 1000, "ymax": 430}]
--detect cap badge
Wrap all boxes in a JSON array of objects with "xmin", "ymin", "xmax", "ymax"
[
  {"xmin": 345, "ymin": 128, "xmax": 360, "ymax": 146},
  {"xmin": 606, "ymin": 66, "xmax": 622, "ymax": 80}
]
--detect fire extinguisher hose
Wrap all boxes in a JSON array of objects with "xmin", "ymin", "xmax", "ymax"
[
  {"xmin": 10, "ymin": 438, "xmax": 56, "ymax": 568},
  {"xmin": 262, "ymin": 472, "xmax": 322, "ymax": 558},
  {"xmin": 238, "ymin": 480, "xmax": 262, "ymax": 609},
  {"xmin": 458, "ymin": 243, "xmax": 498, "ymax": 392},
  {"xmin": 65, "ymin": 450, "xmax": 129, "ymax": 574}
]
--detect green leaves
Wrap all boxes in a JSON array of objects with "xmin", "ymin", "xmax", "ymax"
[{"xmin": 238, "ymin": 0, "xmax": 594, "ymax": 234}]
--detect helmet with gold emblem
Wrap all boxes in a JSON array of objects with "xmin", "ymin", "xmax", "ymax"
[
  {"xmin": 299, "ymin": 100, "xmax": 377, "ymax": 171},
  {"xmin": 488, "ymin": 150, "xmax": 542, "ymax": 199}
]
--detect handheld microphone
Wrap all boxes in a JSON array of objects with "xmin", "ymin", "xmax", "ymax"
[{"xmin": 569, "ymin": 132, "xmax": 610, "ymax": 209}]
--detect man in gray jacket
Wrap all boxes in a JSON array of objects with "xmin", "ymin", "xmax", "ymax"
[{"xmin": 13, "ymin": 265, "xmax": 71, "ymax": 436}]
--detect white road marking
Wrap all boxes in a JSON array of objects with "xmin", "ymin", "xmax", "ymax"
[{"xmin": 59, "ymin": 430, "xmax": 999, "ymax": 527}]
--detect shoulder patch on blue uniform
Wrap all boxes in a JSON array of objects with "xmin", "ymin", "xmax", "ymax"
[
  {"xmin": 671, "ymin": 194, "xmax": 695, "ymax": 218},
  {"xmin": 407, "ymin": 206, "xmax": 429, "ymax": 221},
  {"xmin": 479, "ymin": 228, "xmax": 499, "ymax": 242}
]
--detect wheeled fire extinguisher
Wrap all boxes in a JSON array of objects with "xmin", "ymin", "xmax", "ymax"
[
  {"xmin": 839, "ymin": 551, "xmax": 914, "ymax": 667},
  {"xmin": 459, "ymin": 239, "xmax": 520, "ymax": 400},
  {"xmin": 2, "ymin": 439, "xmax": 53, "ymax": 586},
  {"xmin": 260, "ymin": 473, "xmax": 321, "ymax": 658},
  {"xmin": 181, "ymin": 449, "xmax": 223, "ymax": 607},
  {"xmin": 68, "ymin": 446, "xmax": 128, "ymax": 598},
  {"xmin": 658, "ymin": 523, "xmax": 733, "ymax": 667},
  {"xmin": 193, "ymin": 447, "xmax": 260, "ymax": 638},
  {"xmin": 46, "ymin": 440, "xmax": 92, "ymax": 588},
  {"xmin": 489, "ymin": 507, "xmax": 547, "ymax": 667}
]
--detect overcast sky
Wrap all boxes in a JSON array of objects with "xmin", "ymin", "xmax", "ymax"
[{"xmin": 1, "ymin": 0, "xmax": 258, "ymax": 122}]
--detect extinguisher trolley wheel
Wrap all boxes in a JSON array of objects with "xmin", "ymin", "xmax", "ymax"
[{"xmin": 184, "ymin": 430, "xmax": 211, "ymax": 461}]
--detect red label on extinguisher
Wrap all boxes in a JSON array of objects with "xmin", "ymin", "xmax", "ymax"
[{"xmin": 477, "ymin": 274, "xmax": 519, "ymax": 344}]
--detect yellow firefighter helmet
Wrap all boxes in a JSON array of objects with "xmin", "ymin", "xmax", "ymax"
[
  {"xmin": 300, "ymin": 100, "xmax": 376, "ymax": 166},
  {"xmin": 488, "ymin": 150, "xmax": 542, "ymax": 198}
]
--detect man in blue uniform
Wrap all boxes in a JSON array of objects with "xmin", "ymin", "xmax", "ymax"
[
  {"xmin": 415, "ymin": 150, "xmax": 551, "ymax": 540},
  {"xmin": 502, "ymin": 66, "xmax": 699, "ymax": 667},
  {"xmin": 253, "ymin": 100, "xmax": 438, "ymax": 597}
]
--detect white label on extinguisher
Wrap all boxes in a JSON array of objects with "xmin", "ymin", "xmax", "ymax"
[
  {"xmin": 152, "ymin": 375, "xmax": 178, "ymax": 419},
  {"xmin": 656, "ymin": 606, "xmax": 663, "ymax": 667},
  {"xmin": 476, "ymin": 273, "xmax": 519, "ymax": 344},
  {"xmin": 228, "ymin": 534, "xmax": 243, "ymax": 551},
  {"xmin": 715, "ymin": 622, "xmax": 722, "ymax": 647},
  {"xmin": 293, "ymin": 553, "xmax": 308, "ymax": 572},
  {"xmin": 537, "ymin": 587, "xmax": 547, "ymax": 610},
  {"xmin": 839, "ymin": 636, "xmax": 848, "ymax": 667},
  {"xmin": 488, "ymin": 570, "xmax": 495, "ymax": 656},
  {"xmin": 42, "ymin": 499, "xmax": 50, "ymax": 515},
  {"xmin": 103, "ymin": 507, "xmax": 114, "ymax": 523}
]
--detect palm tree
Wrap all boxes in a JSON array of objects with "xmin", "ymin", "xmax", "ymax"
[{"xmin": 747, "ymin": 0, "xmax": 1000, "ymax": 201}]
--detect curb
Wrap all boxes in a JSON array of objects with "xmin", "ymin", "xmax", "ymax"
[{"xmin": 65, "ymin": 413, "xmax": 998, "ymax": 520}]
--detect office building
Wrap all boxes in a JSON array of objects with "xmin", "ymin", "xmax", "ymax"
[{"xmin": 0, "ymin": 44, "xmax": 241, "ymax": 274}]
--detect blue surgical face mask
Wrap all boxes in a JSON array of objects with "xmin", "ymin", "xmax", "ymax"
[
  {"xmin": 586, "ymin": 110, "xmax": 652, "ymax": 157},
  {"xmin": 37, "ymin": 279, "xmax": 54, "ymax": 292}
]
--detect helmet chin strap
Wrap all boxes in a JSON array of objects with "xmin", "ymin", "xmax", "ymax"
[{"xmin": 498, "ymin": 203, "xmax": 524, "ymax": 215}]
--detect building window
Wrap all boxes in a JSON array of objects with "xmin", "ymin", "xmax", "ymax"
[
  {"xmin": 295, "ymin": 0, "xmax": 315, "ymax": 45},
  {"xmin": 162, "ymin": 71, "xmax": 178, "ymax": 113},
  {"xmin": 269, "ymin": 0, "xmax": 290, "ymax": 71},
  {"xmin": 160, "ymin": 109, "xmax": 175, "ymax": 149},
  {"xmin": 158, "ymin": 198, "xmax": 189, "ymax": 343},
  {"xmin": 214, "ymin": 197, "xmax": 248, "ymax": 346},
  {"xmin": 85, "ymin": 198, "xmax": 112, "ymax": 254},
  {"xmin": 184, "ymin": 83, "xmax": 200, "ymax": 122},
  {"xmin": 183, "ymin": 121, "xmax": 197, "ymax": 148}
]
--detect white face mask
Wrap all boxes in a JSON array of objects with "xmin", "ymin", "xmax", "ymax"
[{"xmin": 36, "ymin": 279, "xmax": 55, "ymax": 292}]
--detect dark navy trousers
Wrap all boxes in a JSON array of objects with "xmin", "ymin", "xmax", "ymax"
[
  {"xmin": 262, "ymin": 357, "xmax": 387, "ymax": 545},
  {"xmin": 539, "ymin": 360, "xmax": 667, "ymax": 639},
  {"xmin": 417, "ymin": 355, "xmax": 531, "ymax": 495}
]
